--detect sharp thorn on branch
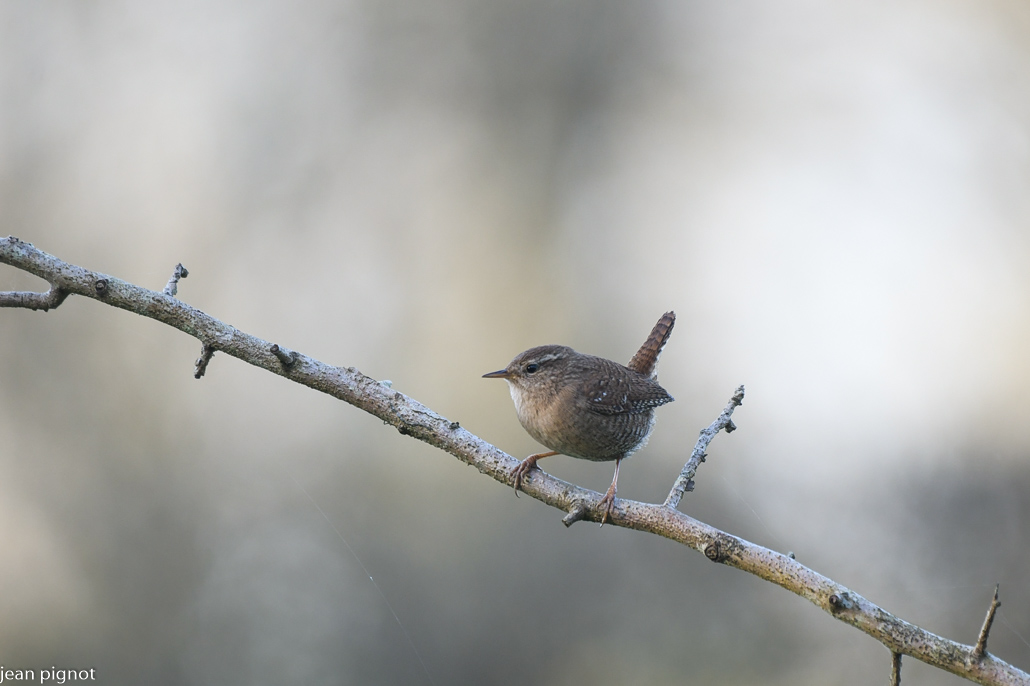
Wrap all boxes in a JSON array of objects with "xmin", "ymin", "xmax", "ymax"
[{"xmin": 972, "ymin": 584, "xmax": 1002, "ymax": 663}]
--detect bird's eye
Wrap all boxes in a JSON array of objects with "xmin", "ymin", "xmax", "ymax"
[{"xmin": 525, "ymin": 363, "xmax": 540, "ymax": 374}]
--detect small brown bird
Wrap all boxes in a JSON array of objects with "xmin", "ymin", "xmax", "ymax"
[{"xmin": 483, "ymin": 312, "xmax": 676, "ymax": 524}]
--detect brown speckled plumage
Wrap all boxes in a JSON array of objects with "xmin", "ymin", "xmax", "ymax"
[
  {"xmin": 627, "ymin": 310, "xmax": 675, "ymax": 378},
  {"xmin": 483, "ymin": 312, "xmax": 676, "ymax": 524}
]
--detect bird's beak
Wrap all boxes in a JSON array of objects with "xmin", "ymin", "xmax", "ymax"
[{"xmin": 482, "ymin": 369, "xmax": 510, "ymax": 379}]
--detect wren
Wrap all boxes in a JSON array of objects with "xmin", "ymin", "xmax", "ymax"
[{"xmin": 483, "ymin": 311, "xmax": 675, "ymax": 524}]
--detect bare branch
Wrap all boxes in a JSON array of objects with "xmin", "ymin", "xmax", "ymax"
[
  {"xmin": 973, "ymin": 585, "xmax": 1003, "ymax": 663},
  {"xmin": 665, "ymin": 384, "xmax": 745, "ymax": 509},
  {"xmin": 1, "ymin": 236, "xmax": 1026, "ymax": 686}
]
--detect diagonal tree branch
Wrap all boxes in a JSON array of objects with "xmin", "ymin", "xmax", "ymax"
[{"xmin": 1, "ymin": 236, "xmax": 1027, "ymax": 686}]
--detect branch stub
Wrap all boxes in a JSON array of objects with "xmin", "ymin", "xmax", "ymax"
[{"xmin": 704, "ymin": 538, "xmax": 723, "ymax": 563}]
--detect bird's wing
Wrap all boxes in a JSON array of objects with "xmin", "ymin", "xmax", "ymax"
[{"xmin": 581, "ymin": 360, "xmax": 674, "ymax": 416}]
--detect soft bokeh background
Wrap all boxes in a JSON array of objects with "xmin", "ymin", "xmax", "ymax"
[{"xmin": 2, "ymin": 1, "xmax": 1029, "ymax": 684}]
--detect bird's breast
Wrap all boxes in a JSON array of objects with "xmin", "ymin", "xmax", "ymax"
[
  {"xmin": 508, "ymin": 380, "xmax": 653, "ymax": 462},
  {"xmin": 508, "ymin": 381, "xmax": 563, "ymax": 444}
]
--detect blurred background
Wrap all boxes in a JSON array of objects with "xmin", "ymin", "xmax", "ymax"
[{"xmin": 1, "ymin": 1, "xmax": 1029, "ymax": 684}]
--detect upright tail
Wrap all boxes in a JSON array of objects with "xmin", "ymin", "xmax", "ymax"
[{"xmin": 627, "ymin": 311, "xmax": 676, "ymax": 378}]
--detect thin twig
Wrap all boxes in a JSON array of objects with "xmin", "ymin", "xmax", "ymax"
[
  {"xmin": 664, "ymin": 384, "xmax": 745, "ymax": 509},
  {"xmin": 973, "ymin": 585, "xmax": 1002, "ymax": 662},
  {"xmin": 194, "ymin": 344, "xmax": 215, "ymax": 379},
  {"xmin": 1, "ymin": 236, "xmax": 1026, "ymax": 686},
  {"xmin": 163, "ymin": 263, "xmax": 189, "ymax": 297},
  {"xmin": 891, "ymin": 651, "xmax": 903, "ymax": 686},
  {"xmin": 0, "ymin": 284, "xmax": 68, "ymax": 311}
]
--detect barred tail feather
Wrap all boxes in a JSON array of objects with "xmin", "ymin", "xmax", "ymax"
[{"xmin": 627, "ymin": 311, "xmax": 675, "ymax": 377}]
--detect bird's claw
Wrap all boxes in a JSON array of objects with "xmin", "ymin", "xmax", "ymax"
[
  {"xmin": 598, "ymin": 489, "xmax": 617, "ymax": 526},
  {"xmin": 511, "ymin": 459, "xmax": 535, "ymax": 496}
]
